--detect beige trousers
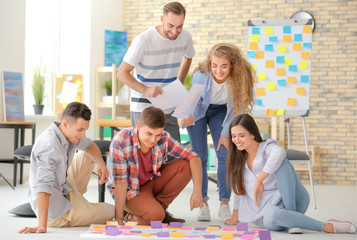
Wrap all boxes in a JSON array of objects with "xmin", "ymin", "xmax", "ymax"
[{"xmin": 47, "ymin": 151, "xmax": 114, "ymax": 227}]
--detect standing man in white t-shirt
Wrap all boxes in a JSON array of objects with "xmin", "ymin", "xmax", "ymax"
[{"xmin": 117, "ymin": 1, "xmax": 195, "ymax": 143}]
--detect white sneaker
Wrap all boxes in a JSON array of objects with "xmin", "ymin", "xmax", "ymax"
[
  {"xmin": 197, "ymin": 202, "xmax": 211, "ymax": 221},
  {"xmin": 218, "ymin": 204, "xmax": 231, "ymax": 222},
  {"xmin": 327, "ymin": 219, "xmax": 357, "ymax": 234},
  {"xmin": 288, "ymin": 227, "xmax": 303, "ymax": 234}
]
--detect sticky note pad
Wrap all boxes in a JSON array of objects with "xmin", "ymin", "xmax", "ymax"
[
  {"xmin": 276, "ymin": 56, "xmax": 285, "ymax": 64},
  {"xmin": 269, "ymin": 36, "xmax": 277, "ymax": 42},
  {"xmin": 264, "ymin": 27, "xmax": 273, "ymax": 35},
  {"xmin": 266, "ymin": 109, "xmax": 275, "ymax": 115},
  {"xmin": 221, "ymin": 232, "xmax": 234, "ymax": 239},
  {"xmin": 287, "ymin": 77, "xmax": 297, "ymax": 83},
  {"xmin": 258, "ymin": 73, "xmax": 266, "ymax": 80},
  {"xmin": 299, "ymin": 61, "xmax": 309, "ymax": 69},
  {"xmin": 247, "ymin": 51, "xmax": 256, "ymax": 58},
  {"xmin": 251, "ymin": 34, "xmax": 259, "ymax": 42},
  {"xmin": 284, "ymin": 58, "xmax": 293, "ymax": 66},
  {"xmin": 293, "ymin": 43, "xmax": 302, "ymax": 51},
  {"xmin": 289, "ymin": 65, "xmax": 297, "ymax": 72},
  {"xmin": 276, "ymin": 109, "xmax": 285, "ymax": 116},
  {"xmin": 294, "ymin": 34, "xmax": 303, "ymax": 42},
  {"xmin": 303, "ymin": 42, "xmax": 312, "ymax": 48},
  {"xmin": 301, "ymin": 75, "xmax": 309, "ymax": 83},
  {"xmin": 303, "ymin": 25, "xmax": 312, "ymax": 33},
  {"xmin": 278, "ymin": 45, "xmax": 287, "ymax": 52},
  {"xmin": 296, "ymin": 87, "xmax": 306, "ymax": 95},
  {"xmin": 265, "ymin": 44, "xmax": 273, "ymax": 51},
  {"xmin": 278, "ymin": 79, "xmax": 286, "ymax": 86},
  {"xmin": 256, "ymin": 51, "xmax": 264, "ymax": 59},
  {"xmin": 282, "ymin": 35, "xmax": 292, "ymax": 43},
  {"xmin": 267, "ymin": 82, "xmax": 276, "ymax": 90},
  {"xmin": 249, "ymin": 42, "xmax": 258, "ymax": 50},
  {"xmin": 265, "ymin": 60, "xmax": 274, "ymax": 68},
  {"xmin": 276, "ymin": 68, "xmax": 285, "ymax": 76},
  {"xmin": 283, "ymin": 26, "xmax": 291, "ymax": 34},
  {"xmin": 256, "ymin": 87, "xmax": 265, "ymax": 96},
  {"xmin": 252, "ymin": 27, "xmax": 260, "ymax": 35},
  {"xmin": 252, "ymin": 64, "xmax": 257, "ymax": 71},
  {"xmin": 259, "ymin": 230, "xmax": 272, "ymax": 240},
  {"xmin": 207, "ymin": 227, "xmax": 220, "ymax": 231},
  {"xmin": 287, "ymin": 98, "xmax": 296, "ymax": 106},
  {"xmin": 237, "ymin": 223, "xmax": 248, "ymax": 231},
  {"xmin": 301, "ymin": 52, "xmax": 310, "ymax": 59},
  {"xmin": 255, "ymin": 99, "xmax": 263, "ymax": 106}
]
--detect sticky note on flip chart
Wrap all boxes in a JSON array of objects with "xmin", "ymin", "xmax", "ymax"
[
  {"xmin": 265, "ymin": 44, "xmax": 273, "ymax": 51},
  {"xmin": 294, "ymin": 34, "xmax": 303, "ymax": 42},
  {"xmin": 293, "ymin": 43, "xmax": 302, "ymax": 51},
  {"xmin": 252, "ymin": 27, "xmax": 260, "ymax": 35},
  {"xmin": 267, "ymin": 82, "xmax": 276, "ymax": 90},
  {"xmin": 278, "ymin": 79, "xmax": 286, "ymax": 86},
  {"xmin": 287, "ymin": 77, "xmax": 297, "ymax": 83},
  {"xmin": 255, "ymin": 99, "xmax": 263, "ymax": 106},
  {"xmin": 276, "ymin": 56, "xmax": 284, "ymax": 63},
  {"xmin": 256, "ymin": 51, "xmax": 264, "ymax": 59},
  {"xmin": 265, "ymin": 60, "xmax": 274, "ymax": 68},
  {"xmin": 287, "ymin": 98, "xmax": 296, "ymax": 106},
  {"xmin": 300, "ymin": 75, "xmax": 309, "ymax": 83},
  {"xmin": 276, "ymin": 68, "xmax": 285, "ymax": 76},
  {"xmin": 284, "ymin": 58, "xmax": 292, "ymax": 66},
  {"xmin": 256, "ymin": 87, "xmax": 265, "ymax": 96},
  {"xmin": 303, "ymin": 25, "xmax": 312, "ymax": 33},
  {"xmin": 251, "ymin": 35, "xmax": 259, "ymax": 42},
  {"xmin": 269, "ymin": 36, "xmax": 277, "ymax": 42},
  {"xmin": 265, "ymin": 27, "xmax": 273, "ymax": 35},
  {"xmin": 247, "ymin": 51, "xmax": 256, "ymax": 58},
  {"xmin": 249, "ymin": 42, "xmax": 258, "ymax": 50},
  {"xmin": 258, "ymin": 73, "xmax": 266, "ymax": 80},
  {"xmin": 299, "ymin": 61, "xmax": 309, "ymax": 69},
  {"xmin": 276, "ymin": 109, "xmax": 285, "ymax": 115},
  {"xmin": 288, "ymin": 65, "xmax": 297, "ymax": 72},
  {"xmin": 266, "ymin": 109, "xmax": 275, "ymax": 115},
  {"xmin": 301, "ymin": 52, "xmax": 310, "ymax": 59},
  {"xmin": 283, "ymin": 26, "xmax": 291, "ymax": 34},
  {"xmin": 278, "ymin": 45, "xmax": 287, "ymax": 52},
  {"xmin": 282, "ymin": 35, "xmax": 292, "ymax": 43},
  {"xmin": 296, "ymin": 87, "xmax": 306, "ymax": 95}
]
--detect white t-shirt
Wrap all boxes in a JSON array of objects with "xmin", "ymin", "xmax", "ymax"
[
  {"xmin": 209, "ymin": 79, "xmax": 228, "ymax": 104},
  {"xmin": 123, "ymin": 26, "xmax": 195, "ymax": 113}
]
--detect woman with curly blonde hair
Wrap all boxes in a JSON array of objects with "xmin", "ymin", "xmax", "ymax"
[{"xmin": 183, "ymin": 43, "xmax": 254, "ymax": 222}]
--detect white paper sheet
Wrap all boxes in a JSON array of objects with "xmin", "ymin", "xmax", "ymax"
[
  {"xmin": 147, "ymin": 79, "xmax": 188, "ymax": 111},
  {"xmin": 59, "ymin": 81, "xmax": 79, "ymax": 103},
  {"xmin": 172, "ymin": 84, "xmax": 205, "ymax": 120}
]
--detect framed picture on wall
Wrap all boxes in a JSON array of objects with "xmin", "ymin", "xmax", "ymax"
[{"xmin": 2, "ymin": 71, "xmax": 25, "ymax": 122}]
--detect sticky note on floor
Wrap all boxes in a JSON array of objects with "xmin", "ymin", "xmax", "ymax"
[
  {"xmin": 256, "ymin": 51, "xmax": 264, "ymax": 59},
  {"xmin": 258, "ymin": 73, "xmax": 266, "ymax": 80},
  {"xmin": 171, "ymin": 232, "xmax": 185, "ymax": 238},
  {"xmin": 259, "ymin": 230, "xmax": 272, "ymax": 240},
  {"xmin": 265, "ymin": 60, "xmax": 274, "ymax": 68},
  {"xmin": 93, "ymin": 225, "xmax": 106, "ymax": 229},
  {"xmin": 249, "ymin": 42, "xmax": 258, "ymax": 50},
  {"xmin": 264, "ymin": 27, "xmax": 273, "ymax": 35},
  {"xmin": 287, "ymin": 77, "xmax": 296, "ymax": 83},
  {"xmin": 251, "ymin": 35, "xmax": 259, "ymax": 42},
  {"xmin": 276, "ymin": 68, "xmax": 285, "ymax": 76},
  {"xmin": 267, "ymin": 82, "xmax": 276, "ymax": 90},
  {"xmin": 237, "ymin": 223, "xmax": 248, "ymax": 231},
  {"xmin": 293, "ymin": 43, "xmax": 302, "ymax": 51},
  {"xmin": 282, "ymin": 35, "xmax": 292, "ymax": 43},
  {"xmin": 296, "ymin": 87, "xmax": 306, "ymax": 95},
  {"xmin": 301, "ymin": 52, "xmax": 310, "ymax": 59},
  {"xmin": 157, "ymin": 232, "xmax": 170, "ymax": 237},
  {"xmin": 106, "ymin": 221, "xmax": 119, "ymax": 226},
  {"xmin": 207, "ymin": 227, "xmax": 220, "ymax": 231},
  {"xmin": 150, "ymin": 221, "xmax": 162, "ymax": 229},
  {"xmin": 266, "ymin": 109, "xmax": 275, "ymax": 115},
  {"xmin": 278, "ymin": 45, "xmax": 287, "ymax": 52},
  {"xmin": 287, "ymin": 98, "xmax": 296, "ymax": 106},
  {"xmin": 299, "ymin": 61, "xmax": 309, "ymax": 69},
  {"xmin": 303, "ymin": 25, "xmax": 312, "ymax": 33},
  {"xmin": 221, "ymin": 232, "xmax": 234, "ymax": 239},
  {"xmin": 276, "ymin": 109, "xmax": 285, "ymax": 115}
]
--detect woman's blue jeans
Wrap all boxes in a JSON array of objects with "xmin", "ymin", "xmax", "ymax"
[
  {"xmin": 187, "ymin": 104, "xmax": 231, "ymax": 202},
  {"xmin": 263, "ymin": 158, "xmax": 324, "ymax": 232}
]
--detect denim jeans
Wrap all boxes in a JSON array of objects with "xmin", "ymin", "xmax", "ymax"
[
  {"xmin": 187, "ymin": 104, "xmax": 231, "ymax": 202},
  {"xmin": 263, "ymin": 158, "xmax": 324, "ymax": 232}
]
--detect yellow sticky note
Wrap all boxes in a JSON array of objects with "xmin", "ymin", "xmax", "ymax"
[
  {"xmin": 252, "ymin": 64, "xmax": 257, "ymax": 71},
  {"xmin": 251, "ymin": 34, "xmax": 259, "ymax": 42},
  {"xmin": 301, "ymin": 52, "xmax": 310, "ymax": 59},
  {"xmin": 92, "ymin": 225, "xmax": 106, "ymax": 229},
  {"xmin": 276, "ymin": 109, "xmax": 285, "ymax": 115},
  {"xmin": 284, "ymin": 58, "xmax": 293, "ymax": 66},
  {"xmin": 249, "ymin": 42, "xmax": 258, "ymax": 50},
  {"xmin": 61, "ymin": 103, "xmax": 68, "ymax": 108},
  {"xmin": 207, "ymin": 227, "xmax": 220, "ymax": 231},
  {"xmin": 266, "ymin": 109, "xmax": 275, "ymax": 115},
  {"xmin": 265, "ymin": 60, "xmax": 274, "ymax": 68},
  {"xmin": 256, "ymin": 87, "xmax": 265, "ymax": 96},
  {"xmin": 267, "ymin": 82, "xmax": 276, "ymax": 90},
  {"xmin": 287, "ymin": 98, "xmax": 296, "ymax": 106},
  {"xmin": 171, "ymin": 232, "xmax": 185, "ymax": 238},
  {"xmin": 299, "ymin": 61, "xmax": 309, "ymax": 69},
  {"xmin": 258, "ymin": 73, "xmax": 266, "ymax": 80},
  {"xmin": 265, "ymin": 27, "xmax": 273, "ymax": 35},
  {"xmin": 282, "ymin": 35, "xmax": 292, "ymax": 43},
  {"xmin": 106, "ymin": 220, "xmax": 119, "ymax": 226},
  {"xmin": 75, "ymin": 96, "xmax": 81, "ymax": 102},
  {"xmin": 287, "ymin": 77, "xmax": 297, "ymax": 83},
  {"xmin": 77, "ymin": 87, "xmax": 82, "ymax": 93},
  {"xmin": 136, "ymin": 225, "xmax": 149, "ymax": 228},
  {"xmin": 296, "ymin": 87, "xmax": 306, "ymax": 95},
  {"xmin": 278, "ymin": 45, "xmax": 287, "ymax": 53},
  {"xmin": 303, "ymin": 25, "xmax": 312, "ymax": 33},
  {"xmin": 75, "ymin": 79, "xmax": 81, "ymax": 85},
  {"xmin": 276, "ymin": 68, "xmax": 285, "ymax": 76},
  {"xmin": 125, "ymin": 221, "xmax": 138, "ymax": 226},
  {"xmin": 221, "ymin": 232, "xmax": 234, "ymax": 239},
  {"xmin": 293, "ymin": 43, "xmax": 302, "ymax": 51},
  {"xmin": 256, "ymin": 51, "xmax": 264, "ymax": 59},
  {"xmin": 140, "ymin": 233, "xmax": 154, "ymax": 237}
]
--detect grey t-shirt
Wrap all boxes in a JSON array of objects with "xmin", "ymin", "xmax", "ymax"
[{"xmin": 28, "ymin": 122, "xmax": 92, "ymax": 218}]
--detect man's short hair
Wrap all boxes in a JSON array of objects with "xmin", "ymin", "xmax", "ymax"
[
  {"xmin": 61, "ymin": 102, "xmax": 92, "ymax": 122},
  {"xmin": 163, "ymin": 1, "xmax": 186, "ymax": 17},
  {"xmin": 139, "ymin": 107, "xmax": 166, "ymax": 129}
]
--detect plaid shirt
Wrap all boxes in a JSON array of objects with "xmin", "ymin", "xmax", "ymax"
[{"xmin": 107, "ymin": 125, "xmax": 198, "ymax": 201}]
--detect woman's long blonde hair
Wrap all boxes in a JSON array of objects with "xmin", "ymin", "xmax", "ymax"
[{"xmin": 195, "ymin": 43, "xmax": 255, "ymax": 114}]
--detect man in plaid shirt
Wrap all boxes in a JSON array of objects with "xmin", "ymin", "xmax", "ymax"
[{"xmin": 107, "ymin": 107, "xmax": 203, "ymax": 225}]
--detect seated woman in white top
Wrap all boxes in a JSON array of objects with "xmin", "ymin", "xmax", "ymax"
[{"xmin": 224, "ymin": 114, "xmax": 356, "ymax": 235}]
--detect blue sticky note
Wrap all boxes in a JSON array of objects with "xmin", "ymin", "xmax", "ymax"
[
  {"xmin": 303, "ymin": 42, "xmax": 312, "ymax": 48},
  {"xmin": 301, "ymin": 75, "xmax": 309, "ymax": 83},
  {"xmin": 252, "ymin": 27, "xmax": 260, "ymax": 35},
  {"xmin": 265, "ymin": 44, "xmax": 273, "ymax": 51},
  {"xmin": 283, "ymin": 26, "xmax": 291, "ymax": 34},
  {"xmin": 289, "ymin": 65, "xmax": 298, "ymax": 72},
  {"xmin": 247, "ymin": 51, "xmax": 256, "ymax": 58},
  {"xmin": 276, "ymin": 56, "xmax": 285, "ymax": 64},
  {"xmin": 66, "ymin": 75, "xmax": 73, "ymax": 81},
  {"xmin": 269, "ymin": 36, "xmax": 278, "ymax": 42},
  {"xmin": 278, "ymin": 79, "xmax": 286, "ymax": 86},
  {"xmin": 56, "ymin": 93, "xmax": 62, "ymax": 99},
  {"xmin": 294, "ymin": 34, "xmax": 303, "ymax": 42},
  {"xmin": 255, "ymin": 99, "xmax": 263, "ymax": 106}
]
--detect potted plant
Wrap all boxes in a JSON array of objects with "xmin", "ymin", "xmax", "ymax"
[
  {"xmin": 101, "ymin": 78, "xmax": 113, "ymax": 96},
  {"xmin": 32, "ymin": 60, "xmax": 46, "ymax": 115}
]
